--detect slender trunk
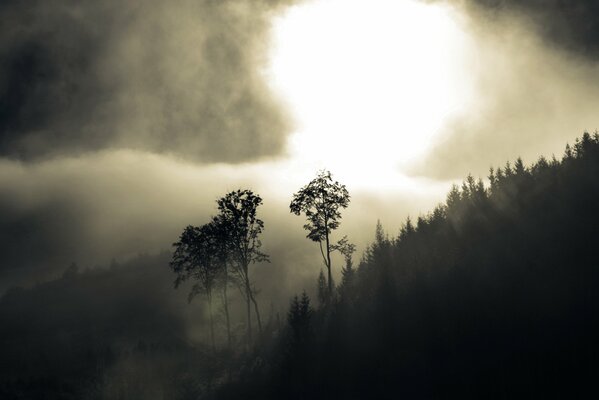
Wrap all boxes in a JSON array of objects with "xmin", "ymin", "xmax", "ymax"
[
  {"xmin": 245, "ymin": 265, "xmax": 253, "ymax": 345},
  {"xmin": 249, "ymin": 290, "xmax": 262, "ymax": 333},
  {"xmin": 325, "ymin": 223, "xmax": 333, "ymax": 296},
  {"xmin": 223, "ymin": 263, "xmax": 232, "ymax": 349},
  {"xmin": 208, "ymin": 290, "xmax": 215, "ymax": 352}
]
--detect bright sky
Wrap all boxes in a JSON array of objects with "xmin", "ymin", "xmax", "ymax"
[{"xmin": 264, "ymin": 0, "xmax": 477, "ymax": 192}]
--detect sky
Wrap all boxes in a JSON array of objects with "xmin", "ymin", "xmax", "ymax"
[{"xmin": 1, "ymin": 0, "xmax": 599, "ymax": 295}]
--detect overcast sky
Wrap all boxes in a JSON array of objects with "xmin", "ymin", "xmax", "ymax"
[{"xmin": 1, "ymin": 0, "xmax": 598, "ymax": 294}]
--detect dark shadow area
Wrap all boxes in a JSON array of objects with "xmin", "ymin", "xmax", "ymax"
[{"xmin": 0, "ymin": 253, "xmax": 230, "ymax": 399}]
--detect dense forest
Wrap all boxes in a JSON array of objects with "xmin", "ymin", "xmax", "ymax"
[
  {"xmin": 1, "ymin": 132, "xmax": 599, "ymax": 398},
  {"xmin": 215, "ymin": 132, "xmax": 599, "ymax": 398}
]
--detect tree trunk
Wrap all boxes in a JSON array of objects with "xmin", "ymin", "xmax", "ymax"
[
  {"xmin": 325, "ymin": 226, "xmax": 333, "ymax": 296},
  {"xmin": 208, "ymin": 291, "xmax": 215, "ymax": 352},
  {"xmin": 223, "ymin": 263, "xmax": 232, "ymax": 349},
  {"xmin": 249, "ymin": 290, "xmax": 262, "ymax": 333},
  {"xmin": 245, "ymin": 266, "xmax": 253, "ymax": 345}
]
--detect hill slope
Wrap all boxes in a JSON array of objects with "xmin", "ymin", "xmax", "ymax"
[{"xmin": 220, "ymin": 132, "xmax": 599, "ymax": 399}]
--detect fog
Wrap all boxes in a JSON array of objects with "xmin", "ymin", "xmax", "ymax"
[
  {"xmin": 1, "ymin": 0, "xmax": 599, "ymax": 301},
  {"xmin": 410, "ymin": 1, "xmax": 599, "ymax": 178}
]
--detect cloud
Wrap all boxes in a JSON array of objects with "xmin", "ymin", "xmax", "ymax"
[
  {"xmin": 0, "ymin": 151, "xmax": 320, "ymax": 303},
  {"xmin": 0, "ymin": 0, "xmax": 296, "ymax": 162},
  {"xmin": 408, "ymin": 3, "xmax": 599, "ymax": 179},
  {"xmin": 0, "ymin": 150, "xmax": 444, "ymax": 298},
  {"xmin": 0, "ymin": 151, "xmax": 231, "ymax": 275},
  {"xmin": 444, "ymin": 0, "xmax": 599, "ymax": 60}
]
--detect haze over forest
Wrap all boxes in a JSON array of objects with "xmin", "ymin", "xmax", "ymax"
[{"xmin": 1, "ymin": 0, "xmax": 599, "ymax": 398}]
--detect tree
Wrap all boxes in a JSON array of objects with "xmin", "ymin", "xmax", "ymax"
[
  {"xmin": 287, "ymin": 291, "xmax": 313, "ymax": 349},
  {"xmin": 217, "ymin": 189, "xmax": 269, "ymax": 344},
  {"xmin": 317, "ymin": 269, "xmax": 328, "ymax": 306},
  {"xmin": 339, "ymin": 238, "xmax": 356, "ymax": 293},
  {"xmin": 204, "ymin": 216, "xmax": 234, "ymax": 349},
  {"xmin": 170, "ymin": 224, "xmax": 221, "ymax": 350},
  {"xmin": 290, "ymin": 170, "xmax": 350, "ymax": 297},
  {"xmin": 333, "ymin": 235, "xmax": 356, "ymax": 296}
]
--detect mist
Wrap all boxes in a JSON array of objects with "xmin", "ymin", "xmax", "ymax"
[
  {"xmin": 2, "ymin": 0, "xmax": 599, "ymax": 398},
  {"xmin": 409, "ymin": 2, "xmax": 599, "ymax": 179}
]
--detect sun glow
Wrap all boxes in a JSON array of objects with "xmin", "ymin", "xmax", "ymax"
[{"xmin": 267, "ymin": 0, "xmax": 476, "ymax": 188}]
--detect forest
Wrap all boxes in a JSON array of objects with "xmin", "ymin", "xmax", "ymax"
[{"xmin": 1, "ymin": 132, "xmax": 599, "ymax": 399}]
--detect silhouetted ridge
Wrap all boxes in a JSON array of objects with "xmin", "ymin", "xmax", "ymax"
[
  {"xmin": 218, "ymin": 132, "xmax": 599, "ymax": 399},
  {"xmin": 0, "ymin": 253, "xmax": 223, "ymax": 399}
]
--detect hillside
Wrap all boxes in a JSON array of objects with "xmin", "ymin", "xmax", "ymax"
[
  {"xmin": 219, "ymin": 132, "xmax": 599, "ymax": 399},
  {"xmin": 0, "ymin": 253, "xmax": 225, "ymax": 399},
  {"xmin": 1, "ymin": 133, "xmax": 599, "ymax": 399}
]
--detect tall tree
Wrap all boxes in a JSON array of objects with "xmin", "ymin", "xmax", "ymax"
[
  {"xmin": 170, "ymin": 224, "xmax": 221, "ymax": 350},
  {"xmin": 317, "ymin": 269, "xmax": 328, "ymax": 306},
  {"xmin": 217, "ymin": 189, "xmax": 269, "ymax": 344},
  {"xmin": 287, "ymin": 291, "xmax": 313, "ymax": 349},
  {"xmin": 205, "ymin": 216, "xmax": 233, "ymax": 349},
  {"xmin": 290, "ymin": 170, "xmax": 350, "ymax": 296},
  {"xmin": 338, "ymin": 238, "xmax": 356, "ymax": 292}
]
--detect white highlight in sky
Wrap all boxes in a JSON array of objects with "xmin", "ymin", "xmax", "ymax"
[{"xmin": 267, "ymin": 0, "xmax": 476, "ymax": 188}]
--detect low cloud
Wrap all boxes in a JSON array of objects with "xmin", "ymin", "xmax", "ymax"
[{"xmin": 0, "ymin": 151, "xmax": 442, "ymax": 297}]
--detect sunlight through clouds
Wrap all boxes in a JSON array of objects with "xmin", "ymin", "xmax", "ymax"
[{"xmin": 266, "ymin": 0, "xmax": 477, "ymax": 188}]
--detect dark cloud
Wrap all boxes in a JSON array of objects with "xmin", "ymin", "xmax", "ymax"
[
  {"xmin": 0, "ymin": 0, "xmax": 295, "ymax": 162},
  {"xmin": 450, "ymin": 0, "xmax": 599, "ymax": 60}
]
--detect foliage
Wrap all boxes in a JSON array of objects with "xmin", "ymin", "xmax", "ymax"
[
  {"xmin": 287, "ymin": 291, "xmax": 313, "ymax": 347},
  {"xmin": 216, "ymin": 189, "xmax": 269, "ymax": 342},
  {"xmin": 217, "ymin": 190, "xmax": 269, "ymax": 269},
  {"xmin": 289, "ymin": 170, "xmax": 350, "ymax": 243},
  {"xmin": 170, "ymin": 224, "xmax": 220, "ymax": 303},
  {"xmin": 290, "ymin": 170, "xmax": 350, "ymax": 296}
]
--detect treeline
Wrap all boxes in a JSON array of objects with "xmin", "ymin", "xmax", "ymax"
[
  {"xmin": 0, "ymin": 253, "xmax": 224, "ymax": 399},
  {"xmin": 169, "ymin": 171, "xmax": 354, "ymax": 353},
  {"xmin": 217, "ymin": 132, "xmax": 599, "ymax": 399}
]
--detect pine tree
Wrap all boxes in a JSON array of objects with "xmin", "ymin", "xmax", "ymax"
[{"xmin": 317, "ymin": 269, "xmax": 328, "ymax": 306}]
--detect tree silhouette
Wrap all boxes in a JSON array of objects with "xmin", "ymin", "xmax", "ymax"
[
  {"xmin": 317, "ymin": 269, "xmax": 328, "ymax": 306},
  {"xmin": 217, "ymin": 189, "xmax": 269, "ymax": 344},
  {"xmin": 287, "ymin": 291, "xmax": 313, "ymax": 350},
  {"xmin": 290, "ymin": 170, "xmax": 350, "ymax": 297},
  {"xmin": 338, "ymin": 239, "xmax": 356, "ymax": 298},
  {"xmin": 170, "ymin": 224, "xmax": 221, "ymax": 350},
  {"xmin": 204, "ymin": 216, "xmax": 234, "ymax": 349}
]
